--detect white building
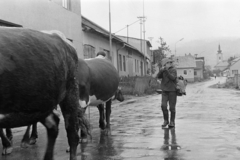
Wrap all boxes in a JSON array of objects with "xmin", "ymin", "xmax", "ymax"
[{"xmin": 0, "ymin": 0, "xmax": 83, "ymax": 57}]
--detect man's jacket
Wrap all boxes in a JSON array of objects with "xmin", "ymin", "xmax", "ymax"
[{"xmin": 156, "ymin": 66, "xmax": 177, "ymax": 91}]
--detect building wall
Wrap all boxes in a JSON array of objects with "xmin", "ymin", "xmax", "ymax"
[
  {"xmin": 177, "ymin": 68, "xmax": 194, "ymax": 82},
  {"xmin": 82, "ymin": 30, "xmax": 146, "ymax": 77},
  {"xmin": 0, "ymin": 0, "xmax": 83, "ymax": 57},
  {"xmin": 194, "ymin": 69, "xmax": 203, "ymax": 81},
  {"xmin": 131, "ymin": 51, "xmax": 144, "ymax": 76},
  {"xmin": 82, "ymin": 31, "xmax": 118, "ymax": 67},
  {"xmin": 229, "ymin": 61, "xmax": 240, "ymax": 77}
]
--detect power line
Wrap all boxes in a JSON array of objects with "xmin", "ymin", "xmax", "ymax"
[{"xmin": 113, "ymin": 19, "xmax": 140, "ymax": 34}]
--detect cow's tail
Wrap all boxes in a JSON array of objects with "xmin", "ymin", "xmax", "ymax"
[{"xmin": 78, "ymin": 109, "xmax": 92, "ymax": 139}]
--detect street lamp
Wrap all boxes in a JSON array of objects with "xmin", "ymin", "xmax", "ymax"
[{"xmin": 175, "ymin": 38, "xmax": 184, "ymax": 56}]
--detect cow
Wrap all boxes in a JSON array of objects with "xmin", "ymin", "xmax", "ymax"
[
  {"xmin": 77, "ymin": 57, "xmax": 124, "ymax": 142},
  {"xmin": 0, "ymin": 28, "xmax": 90, "ymax": 160},
  {"xmin": 4, "ymin": 56, "xmax": 124, "ymax": 151}
]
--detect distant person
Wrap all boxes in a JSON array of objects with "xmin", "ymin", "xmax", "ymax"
[
  {"xmin": 214, "ymin": 74, "xmax": 216, "ymax": 79},
  {"xmin": 96, "ymin": 51, "xmax": 106, "ymax": 59},
  {"xmin": 156, "ymin": 58, "xmax": 177, "ymax": 128}
]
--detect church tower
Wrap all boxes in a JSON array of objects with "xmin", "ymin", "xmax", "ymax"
[{"xmin": 217, "ymin": 44, "xmax": 223, "ymax": 64}]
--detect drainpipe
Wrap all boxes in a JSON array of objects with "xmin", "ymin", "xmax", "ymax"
[{"xmin": 117, "ymin": 43, "xmax": 126, "ymax": 73}]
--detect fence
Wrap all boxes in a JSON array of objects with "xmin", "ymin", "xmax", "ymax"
[{"xmin": 119, "ymin": 76, "xmax": 161, "ymax": 95}]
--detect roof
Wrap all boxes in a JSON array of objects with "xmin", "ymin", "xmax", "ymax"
[
  {"xmin": 82, "ymin": 16, "xmax": 147, "ymax": 59},
  {"xmin": 116, "ymin": 35, "xmax": 151, "ymax": 59},
  {"xmin": 116, "ymin": 35, "xmax": 152, "ymax": 48},
  {"xmin": 229, "ymin": 57, "xmax": 240, "ymax": 66},
  {"xmin": 172, "ymin": 56, "xmax": 196, "ymax": 69},
  {"xmin": 215, "ymin": 61, "xmax": 228, "ymax": 67}
]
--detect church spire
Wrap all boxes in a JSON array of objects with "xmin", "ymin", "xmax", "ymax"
[
  {"xmin": 218, "ymin": 44, "xmax": 222, "ymax": 54},
  {"xmin": 216, "ymin": 44, "xmax": 223, "ymax": 64}
]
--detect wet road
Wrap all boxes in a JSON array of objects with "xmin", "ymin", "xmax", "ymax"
[{"xmin": 2, "ymin": 77, "xmax": 240, "ymax": 160}]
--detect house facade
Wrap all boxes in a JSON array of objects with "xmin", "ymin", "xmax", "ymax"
[
  {"xmin": 195, "ymin": 57, "xmax": 205, "ymax": 81},
  {"xmin": 82, "ymin": 16, "xmax": 146, "ymax": 77},
  {"xmin": 228, "ymin": 58, "xmax": 240, "ymax": 77},
  {"xmin": 173, "ymin": 55, "xmax": 196, "ymax": 82},
  {"xmin": 0, "ymin": 0, "xmax": 83, "ymax": 57},
  {"xmin": 116, "ymin": 35, "xmax": 152, "ymax": 75}
]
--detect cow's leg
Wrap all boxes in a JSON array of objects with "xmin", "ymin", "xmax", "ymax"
[
  {"xmin": 0, "ymin": 128, "xmax": 13, "ymax": 155},
  {"xmin": 105, "ymin": 100, "xmax": 112, "ymax": 135},
  {"xmin": 6, "ymin": 128, "xmax": 13, "ymax": 142},
  {"xmin": 40, "ymin": 111, "xmax": 60, "ymax": 160},
  {"xmin": 79, "ymin": 108, "xmax": 88, "ymax": 143},
  {"xmin": 60, "ymin": 82, "xmax": 80, "ymax": 160},
  {"xmin": 20, "ymin": 123, "xmax": 38, "ymax": 148},
  {"xmin": 20, "ymin": 125, "xmax": 31, "ymax": 148},
  {"xmin": 97, "ymin": 104, "xmax": 105, "ymax": 130},
  {"xmin": 29, "ymin": 123, "xmax": 38, "ymax": 145}
]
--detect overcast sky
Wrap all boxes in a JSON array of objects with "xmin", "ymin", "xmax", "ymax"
[{"xmin": 81, "ymin": 0, "xmax": 240, "ymax": 50}]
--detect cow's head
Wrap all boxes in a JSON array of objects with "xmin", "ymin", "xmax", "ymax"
[
  {"xmin": 78, "ymin": 84, "xmax": 90, "ymax": 111},
  {"xmin": 113, "ymin": 87, "xmax": 124, "ymax": 102}
]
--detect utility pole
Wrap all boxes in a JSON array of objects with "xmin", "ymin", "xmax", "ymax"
[
  {"xmin": 137, "ymin": 0, "xmax": 147, "ymax": 75},
  {"xmin": 175, "ymin": 38, "xmax": 184, "ymax": 56},
  {"xmin": 148, "ymin": 37, "xmax": 154, "ymax": 75},
  {"xmin": 109, "ymin": 0, "xmax": 112, "ymax": 60}
]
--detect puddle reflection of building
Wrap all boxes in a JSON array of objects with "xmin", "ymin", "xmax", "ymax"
[{"xmin": 161, "ymin": 128, "xmax": 181, "ymax": 160}]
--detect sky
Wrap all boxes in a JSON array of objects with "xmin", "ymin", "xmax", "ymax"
[{"xmin": 81, "ymin": 0, "xmax": 240, "ymax": 51}]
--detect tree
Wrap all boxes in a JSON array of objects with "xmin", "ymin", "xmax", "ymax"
[{"xmin": 153, "ymin": 37, "xmax": 171, "ymax": 68}]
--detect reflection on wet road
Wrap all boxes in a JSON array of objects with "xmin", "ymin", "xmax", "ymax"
[
  {"xmin": 2, "ymin": 77, "xmax": 240, "ymax": 160},
  {"xmin": 161, "ymin": 128, "xmax": 181, "ymax": 160}
]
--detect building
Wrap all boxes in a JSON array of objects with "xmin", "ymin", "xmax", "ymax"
[
  {"xmin": 228, "ymin": 57, "xmax": 240, "ymax": 77},
  {"xmin": 173, "ymin": 55, "xmax": 196, "ymax": 82},
  {"xmin": 0, "ymin": 0, "xmax": 83, "ymax": 57},
  {"xmin": 214, "ymin": 44, "xmax": 228, "ymax": 72},
  {"xmin": 216, "ymin": 44, "xmax": 223, "ymax": 64},
  {"xmin": 82, "ymin": 16, "xmax": 147, "ymax": 77},
  {"xmin": 195, "ymin": 57, "xmax": 205, "ymax": 81},
  {"xmin": 116, "ymin": 35, "xmax": 152, "ymax": 75}
]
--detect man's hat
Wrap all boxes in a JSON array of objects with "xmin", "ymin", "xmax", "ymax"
[{"xmin": 162, "ymin": 58, "xmax": 174, "ymax": 66}]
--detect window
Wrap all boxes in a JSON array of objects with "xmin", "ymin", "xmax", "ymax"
[
  {"xmin": 135, "ymin": 59, "xmax": 137, "ymax": 72},
  {"xmin": 194, "ymin": 71, "xmax": 197, "ymax": 76},
  {"xmin": 119, "ymin": 54, "xmax": 122, "ymax": 71},
  {"xmin": 62, "ymin": 0, "xmax": 71, "ymax": 10},
  {"xmin": 232, "ymin": 70, "xmax": 238, "ymax": 75},
  {"xmin": 83, "ymin": 44, "xmax": 95, "ymax": 59},
  {"xmin": 136, "ymin": 60, "xmax": 139, "ymax": 73},
  {"xmin": 134, "ymin": 59, "xmax": 140, "ymax": 73},
  {"xmin": 123, "ymin": 55, "xmax": 126, "ymax": 71},
  {"xmin": 183, "ymin": 70, "xmax": 187, "ymax": 75}
]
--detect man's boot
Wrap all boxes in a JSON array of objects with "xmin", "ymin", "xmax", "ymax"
[
  {"xmin": 169, "ymin": 112, "xmax": 175, "ymax": 128},
  {"xmin": 162, "ymin": 111, "xmax": 169, "ymax": 127}
]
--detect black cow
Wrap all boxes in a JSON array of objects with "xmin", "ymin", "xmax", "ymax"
[
  {"xmin": 0, "ymin": 28, "xmax": 89, "ymax": 160},
  {"xmin": 4, "ymin": 57, "xmax": 123, "ymax": 151},
  {"xmin": 77, "ymin": 57, "xmax": 124, "ymax": 141},
  {"xmin": 3, "ymin": 57, "xmax": 123, "ymax": 153}
]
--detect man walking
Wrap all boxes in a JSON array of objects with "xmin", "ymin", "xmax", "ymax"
[{"xmin": 156, "ymin": 58, "xmax": 177, "ymax": 128}]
